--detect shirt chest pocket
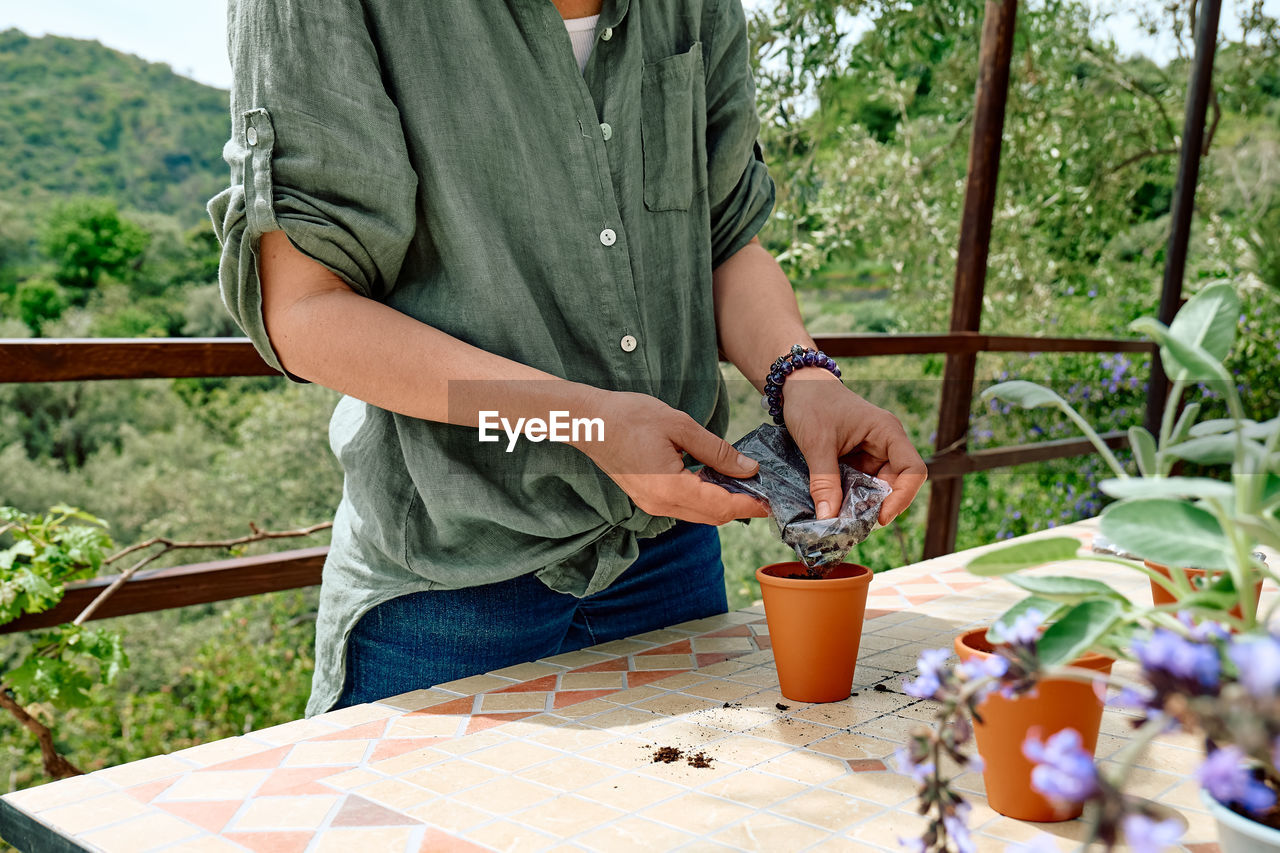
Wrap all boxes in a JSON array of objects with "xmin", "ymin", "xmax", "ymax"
[{"xmin": 641, "ymin": 43, "xmax": 704, "ymax": 212}]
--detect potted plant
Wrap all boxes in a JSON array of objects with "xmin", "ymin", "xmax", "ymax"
[
  {"xmin": 702, "ymin": 423, "xmax": 889, "ymax": 703},
  {"xmin": 950, "ymin": 621, "xmax": 1113, "ymax": 822},
  {"xmin": 756, "ymin": 560, "xmax": 873, "ymax": 702},
  {"xmin": 895, "ymin": 283, "xmax": 1280, "ymax": 850}
]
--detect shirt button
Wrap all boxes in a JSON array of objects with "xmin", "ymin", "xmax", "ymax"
[
  {"xmin": 600, "ymin": 27, "xmax": 613, "ymax": 41},
  {"xmin": 620, "ymin": 335, "xmax": 637, "ymax": 352},
  {"xmin": 600, "ymin": 122, "xmax": 613, "ymax": 141},
  {"xmin": 599, "ymin": 228, "xmax": 617, "ymax": 246},
  {"xmin": 246, "ymin": 126, "xmax": 259, "ymax": 146}
]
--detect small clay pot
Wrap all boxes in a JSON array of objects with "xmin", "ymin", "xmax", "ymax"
[
  {"xmin": 1146, "ymin": 560, "xmax": 1262, "ymax": 621},
  {"xmin": 955, "ymin": 628, "xmax": 1113, "ymax": 822},
  {"xmin": 755, "ymin": 562, "xmax": 872, "ymax": 703}
]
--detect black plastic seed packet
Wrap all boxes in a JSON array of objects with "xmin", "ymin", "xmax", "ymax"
[{"xmin": 700, "ymin": 424, "xmax": 891, "ymax": 575}]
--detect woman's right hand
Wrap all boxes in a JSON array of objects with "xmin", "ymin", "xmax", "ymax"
[{"xmin": 572, "ymin": 389, "xmax": 769, "ymax": 525}]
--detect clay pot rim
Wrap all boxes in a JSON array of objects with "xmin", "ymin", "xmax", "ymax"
[
  {"xmin": 755, "ymin": 562, "xmax": 873, "ymax": 589},
  {"xmin": 1145, "ymin": 559, "xmax": 1213, "ymax": 575},
  {"xmin": 954, "ymin": 626, "xmax": 1114, "ymax": 672},
  {"xmin": 1145, "ymin": 559, "xmax": 1264, "ymax": 590}
]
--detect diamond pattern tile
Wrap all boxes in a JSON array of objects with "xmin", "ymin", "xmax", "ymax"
[{"xmin": 0, "ymin": 518, "xmax": 1255, "ymax": 851}]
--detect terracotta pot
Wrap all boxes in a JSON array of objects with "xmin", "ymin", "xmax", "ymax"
[
  {"xmin": 954, "ymin": 628, "xmax": 1113, "ymax": 822},
  {"xmin": 1202, "ymin": 788, "xmax": 1280, "ymax": 853},
  {"xmin": 1146, "ymin": 560, "xmax": 1262, "ymax": 621},
  {"xmin": 755, "ymin": 562, "xmax": 872, "ymax": 703}
]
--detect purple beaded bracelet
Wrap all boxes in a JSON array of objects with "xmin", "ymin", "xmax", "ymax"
[{"xmin": 762, "ymin": 344, "xmax": 842, "ymax": 425}]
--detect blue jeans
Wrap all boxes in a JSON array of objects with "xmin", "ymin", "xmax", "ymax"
[{"xmin": 333, "ymin": 521, "xmax": 726, "ymax": 708}]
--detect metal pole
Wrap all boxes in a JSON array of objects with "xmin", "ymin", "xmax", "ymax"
[
  {"xmin": 1144, "ymin": 0, "xmax": 1222, "ymax": 438},
  {"xmin": 922, "ymin": 0, "xmax": 1020, "ymax": 559}
]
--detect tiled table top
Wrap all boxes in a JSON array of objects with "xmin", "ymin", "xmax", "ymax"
[{"xmin": 0, "ymin": 518, "xmax": 1260, "ymax": 853}]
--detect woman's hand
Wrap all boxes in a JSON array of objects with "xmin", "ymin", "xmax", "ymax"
[
  {"xmin": 572, "ymin": 390, "xmax": 769, "ymax": 525},
  {"xmin": 781, "ymin": 369, "xmax": 928, "ymax": 525}
]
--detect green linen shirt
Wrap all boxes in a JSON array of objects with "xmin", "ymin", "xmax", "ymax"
[{"xmin": 209, "ymin": 0, "xmax": 775, "ymax": 716}]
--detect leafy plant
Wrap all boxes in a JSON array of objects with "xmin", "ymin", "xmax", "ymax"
[
  {"xmin": 898, "ymin": 282, "xmax": 1280, "ymax": 849},
  {"xmin": 40, "ymin": 199, "xmax": 150, "ymax": 302},
  {"xmin": 0, "ymin": 505, "xmax": 329, "ymax": 780}
]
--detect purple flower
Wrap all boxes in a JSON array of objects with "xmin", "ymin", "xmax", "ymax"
[
  {"xmin": 903, "ymin": 672, "xmax": 942, "ymax": 699},
  {"xmin": 1197, "ymin": 745, "xmax": 1277, "ymax": 815},
  {"xmin": 943, "ymin": 802, "xmax": 976, "ymax": 853},
  {"xmin": 903, "ymin": 648, "xmax": 951, "ymax": 699},
  {"xmin": 1227, "ymin": 636, "xmax": 1280, "ymax": 698},
  {"xmin": 1135, "ymin": 629, "xmax": 1220, "ymax": 690},
  {"xmin": 1176, "ymin": 611, "xmax": 1228, "ymax": 643},
  {"xmin": 957, "ymin": 654, "xmax": 1009, "ymax": 682},
  {"xmin": 1121, "ymin": 814, "xmax": 1184, "ymax": 853},
  {"xmin": 893, "ymin": 746, "xmax": 934, "ymax": 785},
  {"xmin": 956, "ymin": 654, "xmax": 1010, "ymax": 703},
  {"xmin": 1023, "ymin": 728, "xmax": 1099, "ymax": 804},
  {"xmin": 1108, "ymin": 685, "xmax": 1154, "ymax": 710},
  {"xmin": 991, "ymin": 608, "xmax": 1045, "ymax": 647}
]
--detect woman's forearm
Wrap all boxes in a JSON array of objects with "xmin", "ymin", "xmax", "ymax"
[
  {"xmin": 711, "ymin": 237, "xmax": 816, "ymax": 388},
  {"xmin": 258, "ymin": 231, "xmax": 768, "ymax": 524},
  {"xmin": 259, "ymin": 230, "xmax": 602, "ymax": 427}
]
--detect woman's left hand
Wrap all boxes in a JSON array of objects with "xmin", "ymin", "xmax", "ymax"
[{"xmin": 780, "ymin": 368, "xmax": 928, "ymax": 526}]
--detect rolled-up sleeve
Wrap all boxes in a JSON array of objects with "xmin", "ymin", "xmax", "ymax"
[
  {"xmin": 704, "ymin": 0, "xmax": 776, "ymax": 270},
  {"xmin": 207, "ymin": 0, "xmax": 418, "ymax": 377}
]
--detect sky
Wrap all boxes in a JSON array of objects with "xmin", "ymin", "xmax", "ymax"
[
  {"xmin": 0, "ymin": 0, "xmax": 1274, "ymax": 91},
  {"xmin": 2, "ymin": 1, "xmax": 231, "ymax": 88}
]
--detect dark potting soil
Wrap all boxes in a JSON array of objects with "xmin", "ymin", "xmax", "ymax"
[
  {"xmin": 650, "ymin": 745, "xmax": 716, "ymax": 769},
  {"xmin": 776, "ymin": 702, "xmax": 791, "ymax": 711},
  {"xmin": 687, "ymin": 752, "xmax": 714, "ymax": 769}
]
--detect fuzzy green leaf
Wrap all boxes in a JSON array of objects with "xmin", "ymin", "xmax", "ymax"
[
  {"xmin": 986, "ymin": 596, "xmax": 1063, "ymax": 644},
  {"xmin": 1244, "ymin": 419, "xmax": 1279, "ymax": 442},
  {"xmin": 1167, "ymin": 283, "xmax": 1239, "ymax": 362},
  {"xmin": 1130, "ymin": 317, "xmax": 1232, "ymax": 384},
  {"xmin": 1262, "ymin": 474, "xmax": 1280, "ymax": 510},
  {"xmin": 981, "ymin": 381, "xmax": 1064, "ymax": 409},
  {"xmin": 1037, "ymin": 599, "xmax": 1123, "ymax": 668},
  {"xmin": 1166, "ymin": 435, "xmax": 1264, "ymax": 466},
  {"xmin": 1100, "ymin": 499, "xmax": 1231, "ymax": 569},
  {"xmin": 966, "ymin": 537, "xmax": 1082, "ymax": 576},
  {"xmin": 1170, "ymin": 402, "xmax": 1202, "ymax": 445},
  {"xmin": 1128, "ymin": 426, "xmax": 1157, "ymax": 477},
  {"xmin": 1006, "ymin": 575, "xmax": 1127, "ymax": 602},
  {"xmin": 1190, "ymin": 418, "xmax": 1255, "ymax": 438},
  {"xmin": 1098, "ymin": 477, "xmax": 1234, "ymax": 501}
]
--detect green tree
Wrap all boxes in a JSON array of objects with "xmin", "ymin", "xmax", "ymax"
[
  {"xmin": 13, "ymin": 278, "xmax": 67, "ymax": 336},
  {"xmin": 39, "ymin": 199, "xmax": 150, "ymax": 303}
]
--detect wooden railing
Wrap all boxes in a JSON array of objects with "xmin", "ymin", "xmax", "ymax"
[
  {"xmin": 0, "ymin": 332, "xmax": 1150, "ymax": 633},
  {"xmin": 0, "ymin": 0, "xmax": 1222, "ymax": 630}
]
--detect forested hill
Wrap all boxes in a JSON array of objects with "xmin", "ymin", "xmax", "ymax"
[{"xmin": 0, "ymin": 29, "xmax": 229, "ymax": 225}]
